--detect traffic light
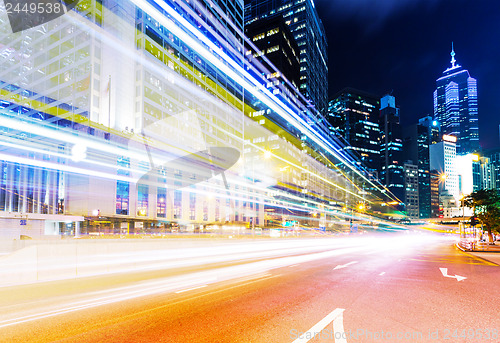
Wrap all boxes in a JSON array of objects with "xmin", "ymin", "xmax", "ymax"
[{"xmin": 470, "ymin": 216, "xmax": 478, "ymax": 227}]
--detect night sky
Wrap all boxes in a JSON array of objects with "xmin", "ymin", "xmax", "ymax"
[{"xmin": 314, "ymin": 0, "xmax": 500, "ymax": 149}]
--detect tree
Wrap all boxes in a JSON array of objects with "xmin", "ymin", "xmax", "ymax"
[{"xmin": 464, "ymin": 189, "xmax": 500, "ymax": 243}]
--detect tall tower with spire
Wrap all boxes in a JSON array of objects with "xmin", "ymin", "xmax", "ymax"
[{"xmin": 433, "ymin": 43, "xmax": 479, "ymax": 154}]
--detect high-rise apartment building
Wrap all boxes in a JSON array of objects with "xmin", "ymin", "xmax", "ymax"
[
  {"xmin": 245, "ymin": 0, "xmax": 328, "ymax": 115},
  {"xmin": 379, "ymin": 95, "xmax": 404, "ymax": 202},
  {"xmin": 433, "ymin": 44, "xmax": 479, "ymax": 154},
  {"xmin": 327, "ymin": 88, "xmax": 381, "ymax": 175}
]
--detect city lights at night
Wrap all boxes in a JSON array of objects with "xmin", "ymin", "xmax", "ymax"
[{"xmin": 0, "ymin": 0, "xmax": 499, "ymax": 342}]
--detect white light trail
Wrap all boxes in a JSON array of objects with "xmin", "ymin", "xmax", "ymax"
[{"xmin": 131, "ymin": 0, "xmax": 387, "ymax": 196}]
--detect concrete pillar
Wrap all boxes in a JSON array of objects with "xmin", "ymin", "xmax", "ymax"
[{"xmin": 75, "ymin": 221, "xmax": 81, "ymax": 237}]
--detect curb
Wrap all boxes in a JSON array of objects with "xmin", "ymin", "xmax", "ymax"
[{"xmin": 455, "ymin": 243, "xmax": 469, "ymax": 252}]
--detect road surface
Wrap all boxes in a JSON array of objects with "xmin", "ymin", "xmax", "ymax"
[{"xmin": 0, "ymin": 233, "xmax": 498, "ymax": 342}]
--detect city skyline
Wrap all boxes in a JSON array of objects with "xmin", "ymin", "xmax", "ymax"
[{"xmin": 315, "ymin": 0, "xmax": 500, "ymax": 149}]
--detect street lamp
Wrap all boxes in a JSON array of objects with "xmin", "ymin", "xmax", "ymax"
[
  {"xmin": 460, "ymin": 195, "xmax": 465, "ymax": 219},
  {"xmin": 440, "ymin": 173, "xmax": 447, "ymax": 182}
]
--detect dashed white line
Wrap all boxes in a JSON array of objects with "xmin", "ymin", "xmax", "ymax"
[
  {"xmin": 379, "ymin": 272, "xmax": 385, "ymax": 276},
  {"xmin": 333, "ymin": 261, "xmax": 358, "ymax": 270}
]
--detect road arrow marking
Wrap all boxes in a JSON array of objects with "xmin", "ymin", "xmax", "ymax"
[
  {"xmin": 439, "ymin": 268, "xmax": 467, "ymax": 281},
  {"xmin": 333, "ymin": 261, "xmax": 358, "ymax": 270},
  {"xmin": 332, "ymin": 310, "xmax": 347, "ymax": 343},
  {"xmin": 292, "ymin": 308, "xmax": 345, "ymax": 343}
]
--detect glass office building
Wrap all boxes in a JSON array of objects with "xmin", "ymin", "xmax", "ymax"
[
  {"xmin": 379, "ymin": 95, "xmax": 405, "ymax": 202},
  {"xmin": 245, "ymin": 0, "xmax": 328, "ymax": 116},
  {"xmin": 0, "ymin": 0, "xmax": 395, "ymax": 238},
  {"xmin": 327, "ymin": 88, "xmax": 381, "ymax": 177},
  {"xmin": 433, "ymin": 45, "xmax": 479, "ymax": 154},
  {"xmin": 403, "ymin": 123, "xmax": 431, "ymax": 218}
]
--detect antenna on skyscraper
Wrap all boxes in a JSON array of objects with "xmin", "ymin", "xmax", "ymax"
[{"xmin": 450, "ymin": 42, "xmax": 456, "ymax": 68}]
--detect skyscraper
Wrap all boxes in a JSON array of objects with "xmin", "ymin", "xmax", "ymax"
[
  {"xmin": 379, "ymin": 95, "xmax": 405, "ymax": 202},
  {"xmin": 245, "ymin": 14, "xmax": 301, "ymax": 101},
  {"xmin": 430, "ymin": 135, "xmax": 459, "ymax": 200},
  {"xmin": 403, "ymin": 123, "xmax": 431, "ymax": 218},
  {"xmin": 433, "ymin": 44, "xmax": 479, "ymax": 154},
  {"xmin": 484, "ymin": 148, "xmax": 500, "ymax": 190},
  {"xmin": 403, "ymin": 163, "xmax": 419, "ymax": 219},
  {"xmin": 418, "ymin": 116, "xmax": 441, "ymax": 145},
  {"xmin": 430, "ymin": 135, "xmax": 459, "ymax": 218},
  {"xmin": 245, "ymin": 0, "xmax": 328, "ymax": 115},
  {"xmin": 327, "ymin": 88, "xmax": 380, "ymax": 175}
]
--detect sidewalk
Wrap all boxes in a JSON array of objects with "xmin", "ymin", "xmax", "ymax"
[
  {"xmin": 456, "ymin": 240, "xmax": 500, "ymax": 266},
  {"xmin": 457, "ymin": 239, "xmax": 500, "ymax": 252}
]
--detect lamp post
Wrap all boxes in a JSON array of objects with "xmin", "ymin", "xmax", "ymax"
[
  {"xmin": 459, "ymin": 195, "xmax": 465, "ymax": 238},
  {"xmin": 460, "ymin": 195, "xmax": 465, "ymax": 219}
]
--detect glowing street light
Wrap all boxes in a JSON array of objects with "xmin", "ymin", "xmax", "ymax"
[{"xmin": 440, "ymin": 173, "xmax": 447, "ymax": 182}]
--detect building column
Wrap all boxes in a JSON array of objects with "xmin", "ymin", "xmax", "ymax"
[{"xmin": 75, "ymin": 221, "xmax": 81, "ymax": 237}]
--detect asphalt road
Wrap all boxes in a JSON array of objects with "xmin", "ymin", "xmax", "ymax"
[{"xmin": 0, "ymin": 233, "xmax": 499, "ymax": 343}]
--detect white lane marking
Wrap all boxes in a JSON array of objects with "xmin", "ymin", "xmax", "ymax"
[
  {"xmin": 439, "ymin": 268, "xmax": 467, "ymax": 281},
  {"xmin": 333, "ymin": 261, "xmax": 358, "ymax": 270},
  {"xmin": 333, "ymin": 310, "xmax": 347, "ymax": 343},
  {"xmin": 175, "ymin": 285, "xmax": 207, "ymax": 293},
  {"xmin": 289, "ymin": 264, "xmax": 300, "ymax": 268},
  {"xmin": 379, "ymin": 272, "xmax": 385, "ymax": 276},
  {"xmin": 292, "ymin": 308, "xmax": 345, "ymax": 343}
]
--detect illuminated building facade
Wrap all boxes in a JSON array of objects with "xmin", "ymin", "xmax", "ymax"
[
  {"xmin": 433, "ymin": 44, "xmax": 479, "ymax": 154},
  {"xmin": 327, "ymin": 88, "xmax": 381, "ymax": 176},
  {"xmin": 430, "ymin": 135, "xmax": 459, "ymax": 217},
  {"xmin": 403, "ymin": 123, "xmax": 431, "ymax": 218},
  {"xmin": 0, "ymin": 0, "xmax": 252, "ymax": 237},
  {"xmin": 0, "ymin": 0, "xmax": 392, "ymax": 238},
  {"xmin": 403, "ymin": 163, "xmax": 419, "ymax": 219},
  {"xmin": 245, "ymin": 14, "xmax": 301, "ymax": 97},
  {"xmin": 456, "ymin": 153, "xmax": 495, "ymax": 197},
  {"xmin": 379, "ymin": 95, "xmax": 404, "ymax": 202},
  {"xmin": 418, "ymin": 116, "xmax": 441, "ymax": 145},
  {"xmin": 484, "ymin": 148, "xmax": 500, "ymax": 190},
  {"xmin": 245, "ymin": 0, "xmax": 329, "ymax": 115},
  {"xmin": 430, "ymin": 170, "xmax": 440, "ymax": 217}
]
